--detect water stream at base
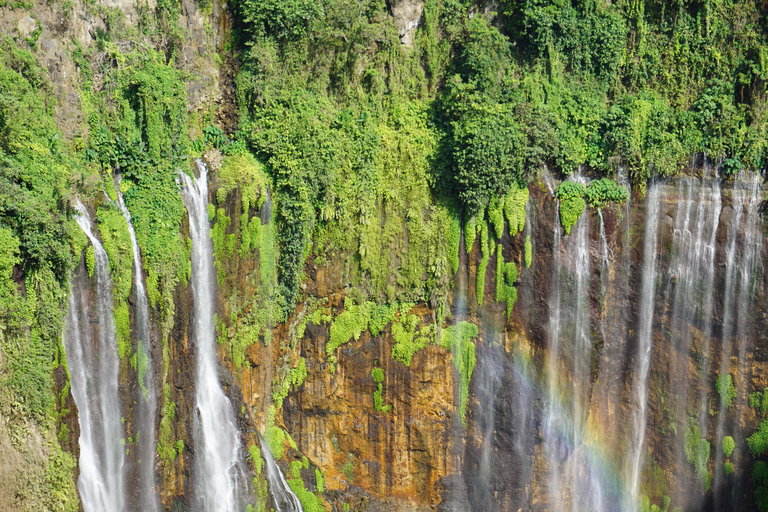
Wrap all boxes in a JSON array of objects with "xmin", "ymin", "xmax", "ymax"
[
  {"xmin": 180, "ymin": 161, "xmax": 247, "ymax": 512},
  {"xmin": 259, "ymin": 433, "xmax": 303, "ymax": 512},
  {"xmin": 66, "ymin": 201, "xmax": 126, "ymax": 512},
  {"xmin": 115, "ymin": 178, "xmax": 160, "ymax": 512}
]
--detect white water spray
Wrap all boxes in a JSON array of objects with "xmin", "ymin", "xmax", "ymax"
[
  {"xmin": 66, "ymin": 200, "xmax": 126, "ymax": 512},
  {"xmin": 115, "ymin": 179, "xmax": 160, "ymax": 511},
  {"xmin": 180, "ymin": 161, "xmax": 247, "ymax": 512}
]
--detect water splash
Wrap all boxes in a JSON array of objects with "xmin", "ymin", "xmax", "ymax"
[
  {"xmin": 180, "ymin": 160, "xmax": 248, "ymax": 512},
  {"xmin": 66, "ymin": 200, "xmax": 126, "ymax": 512},
  {"xmin": 114, "ymin": 178, "xmax": 160, "ymax": 511}
]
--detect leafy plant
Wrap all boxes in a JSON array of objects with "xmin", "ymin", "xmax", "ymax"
[{"xmin": 716, "ymin": 373, "xmax": 737, "ymax": 408}]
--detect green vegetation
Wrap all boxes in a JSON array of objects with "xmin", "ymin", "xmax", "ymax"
[
  {"xmin": 391, "ymin": 314, "xmax": 436, "ymax": 367},
  {"xmin": 754, "ymin": 461, "xmax": 768, "ymax": 511},
  {"xmin": 440, "ymin": 321, "xmax": 479, "ymax": 423},
  {"xmin": 555, "ymin": 182, "xmax": 587, "ymax": 235},
  {"xmin": 750, "ymin": 388, "xmax": 768, "ymax": 415},
  {"xmin": 476, "ymin": 219, "xmax": 490, "ymax": 306},
  {"xmin": 286, "ymin": 460, "xmax": 325, "ymax": 512},
  {"xmin": 524, "ymin": 235, "xmax": 532, "ymax": 268},
  {"xmin": 0, "ymin": 40, "xmax": 79, "ymax": 509},
  {"xmin": 723, "ymin": 435, "xmax": 735, "ymax": 458},
  {"xmin": 504, "ymin": 183, "xmax": 529, "ymax": 236},
  {"xmin": 684, "ymin": 421, "xmax": 711, "ymax": 490},
  {"xmin": 89, "ymin": 51, "xmax": 191, "ymax": 337},
  {"xmin": 555, "ymin": 178, "xmax": 628, "ymax": 233},
  {"xmin": 716, "ymin": 373, "xmax": 737, "ymax": 408},
  {"xmin": 749, "ymin": 420, "xmax": 768, "ymax": 457},
  {"xmin": 371, "ymin": 368, "xmax": 390, "ymax": 412},
  {"xmin": 495, "ymin": 244, "xmax": 518, "ymax": 320},
  {"xmin": 272, "ymin": 357, "xmax": 307, "ymax": 410},
  {"xmin": 725, "ymin": 462, "xmax": 735, "ymax": 476}
]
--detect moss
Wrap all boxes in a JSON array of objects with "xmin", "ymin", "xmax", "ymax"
[
  {"xmin": 684, "ymin": 421, "xmax": 711, "ymax": 487},
  {"xmin": 272, "ymin": 357, "xmax": 307, "ymax": 410},
  {"xmin": 476, "ymin": 219, "xmax": 489, "ymax": 306},
  {"xmin": 440, "ymin": 321, "xmax": 479, "ymax": 423},
  {"xmin": 525, "ymin": 235, "xmax": 532, "ymax": 268},
  {"xmin": 488, "ymin": 195, "xmax": 505, "ymax": 239},
  {"xmin": 716, "ymin": 373, "xmax": 737, "ymax": 408},
  {"xmin": 85, "ymin": 245, "xmax": 95, "ymax": 278},
  {"xmin": 556, "ymin": 181, "xmax": 586, "ymax": 235},
  {"xmin": 264, "ymin": 424, "xmax": 286, "ymax": 459},
  {"xmin": 326, "ymin": 301, "xmax": 374, "ymax": 356},
  {"xmin": 504, "ymin": 182, "xmax": 529, "ymax": 236},
  {"xmin": 465, "ymin": 215, "xmax": 477, "ymax": 254},
  {"xmin": 249, "ymin": 444, "xmax": 264, "ymax": 476},
  {"xmin": 113, "ymin": 302, "xmax": 131, "ymax": 359},
  {"xmin": 447, "ymin": 207, "xmax": 461, "ymax": 274},
  {"xmin": 371, "ymin": 367, "xmax": 391, "ymax": 413},
  {"xmin": 314, "ymin": 468, "xmax": 325, "ymax": 493},
  {"xmin": 724, "ymin": 462, "xmax": 734, "ymax": 476},
  {"xmin": 391, "ymin": 314, "xmax": 435, "ymax": 366},
  {"xmin": 157, "ymin": 384, "xmax": 178, "ymax": 463},
  {"xmin": 368, "ymin": 303, "xmax": 397, "ymax": 337},
  {"xmin": 286, "ymin": 461, "xmax": 325, "ymax": 512},
  {"xmin": 495, "ymin": 244, "xmax": 518, "ymax": 320}
]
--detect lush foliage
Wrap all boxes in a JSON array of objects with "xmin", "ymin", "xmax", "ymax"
[
  {"xmin": 495, "ymin": 244, "xmax": 518, "ymax": 320},
  {"xmin": 723, "ymin": 436, "xmax": 735, "ymax": 458},
  {"xmin": 555, "ymin": 182, "xmax": 587, "ymax": 235},
  {"xmin": 684, "ymin": 421, "xmax": 711, "ymax": 488},
  {"xmin": 440, "ymin": 321, "xmax": 479, "ymax": 423},
  {"xmin": 716, "ymin": 373, "xmax": 737, "ymax": 408},
  {"xmin": 0, "ymin": 40, "xmax": 79, "ymax": 508},
  {"xmin": 371, "ymin": 367, "xmax": 391, "ymax": 414}
]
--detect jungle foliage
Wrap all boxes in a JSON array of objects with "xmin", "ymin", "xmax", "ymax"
[{"xmin": 230, "ymin": 0, "xmax": 768, "ymax": 312}]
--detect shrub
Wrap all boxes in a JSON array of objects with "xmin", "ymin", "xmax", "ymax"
[
  {"xmin": 749, "ymin": 419, "xmax": 768, "ymax": 457},
  {"xmin": 724, "ymin": 462, "xmax": 734, "ymax": 476},
  {"xmin": 723, "ymin": 436, "xmax": 735, "ymax": 458},
  {"xmin": 555, "ymin": 181, "xmax": 586, "ymax": 235},
  {"xmin": 716, "ymin": 374, "xmax": 737, "ymax": 408}
]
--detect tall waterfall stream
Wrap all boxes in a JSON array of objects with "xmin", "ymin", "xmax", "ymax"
[
  {"xmin": 66, "ymin": 201, "xmax": 126, "ymax": 512},
  {"xmin": 180, "ymin": 161, "xmax": 248, "ymax": 511}
]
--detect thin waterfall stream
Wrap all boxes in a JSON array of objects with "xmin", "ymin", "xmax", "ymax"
[
  {"xmin": 180, "ymin": 160, "xmax": 247, "ymax": 512},
  {"xmin": 626, "ymin": 180, "xmax": 661, "ymax": 511},
  {"xmin": 66, "ymin": 201, "xmax": 126, "ymax": 512},
  {"xmin": 115, "ymin": 178, "xmax": 160, "ymax": 512}
]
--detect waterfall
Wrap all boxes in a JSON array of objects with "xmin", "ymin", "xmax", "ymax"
[
  {"xmin": 712, "ymin": 171, "xmax": 764, "ymax": 509},
  {"xmin": 180, "ymin": 161, "xmax": 247, "ymax": 512},
  {"xmin": 626, "ymin": 181, "xmax": 661, "ymax": 511},
  {"xmin": 115, "ymin": 179, "xmax": 160, "ymax": 511},
  {"xmin": 544, "ymin": 174, "xmax": 602, "ymax": 511},
  {"xmin": 259, "ymin": 433, "xmax": 303, "ymax": 512},
  {"xmin": 65, "ymin": 200, "xmax": 126, "ymax": 512}
]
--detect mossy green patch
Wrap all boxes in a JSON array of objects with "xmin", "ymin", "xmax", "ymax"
[{"xmin": 440, "ymin": 321, "xmax": 479, "ymax": 424}]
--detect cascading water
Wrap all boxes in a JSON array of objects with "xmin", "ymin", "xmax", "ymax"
[
  {"xmin": 115, "ymin": 179, "xmax": 159, "ymax": 511},
  {"xmin": 65, "ymin": 201, "xmax": 126, "ymax": 512},
  {"xmin": 544, "ymin": 174, "xmax": 605, "ymax": 511},
  {"xmin": 258, "ymin": 433, "xmax": 303, "ymax": 512},
  {"xmin": 180, "ymin": 161, "xmax": 248, "ymax": 512},
  {"xmin": 713, "ymin": 170, "xmax": 764, "ymax": 510},
  {"xmin": 657, "ymin": 166, "xmax": 721, "ymax": 508},
  {"xmin": 625, "ymin": 180, "xmax": 661, "ymax": 511}
]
